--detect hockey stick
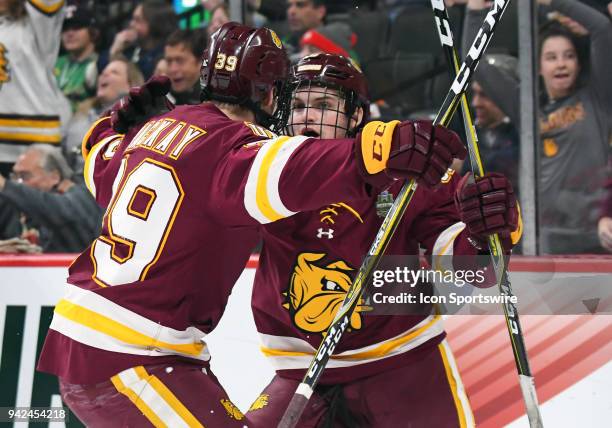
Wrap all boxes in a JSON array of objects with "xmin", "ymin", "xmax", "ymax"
[
  {"xmin": 429, "ymin": 1, "xmax": 543, "ymax": 427},
  {"xmin": 278, "ymin": 1, "xmax": 512, "ymax": 427}
]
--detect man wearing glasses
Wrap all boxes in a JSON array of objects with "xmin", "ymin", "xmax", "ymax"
[{"xmin": 0, "ymin": 145, "xmax": 101, "ymax": 253}]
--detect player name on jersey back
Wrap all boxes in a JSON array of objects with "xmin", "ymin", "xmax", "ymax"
[{"xmin": 124, "ymin": 118, "xmax": 207, "ymax": 161}]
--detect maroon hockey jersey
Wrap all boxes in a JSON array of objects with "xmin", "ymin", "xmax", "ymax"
[
  {"xmin": 252, "ymin": 171, "xmax": 481, "ymax": 384},
  {"xmin": 38, "ymin": 103, "xmax": 375, "ymax": 384}
]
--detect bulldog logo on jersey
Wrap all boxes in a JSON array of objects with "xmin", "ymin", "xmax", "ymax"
[
  {"xmin": 0, "ymin": 43, "xmax": 10, "ymax": 88},
  {"xmin": 283, "ymin": 252, "xmax": 370, "ymax": 335}
]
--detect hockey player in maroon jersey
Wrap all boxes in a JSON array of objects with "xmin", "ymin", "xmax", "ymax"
[
  {"xmin": 246, "ymin": 54, "xmax": 522, "ymax": 427},
  {"xmin": 36, "ymin": 23, "xmax": 469, "ymax": 427}
]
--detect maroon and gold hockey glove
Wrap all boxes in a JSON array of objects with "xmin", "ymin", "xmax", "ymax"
[
  {"xmin": 356, "ymin": 120, "xmax": 467, "ymax": 188},
  {"xmin": 108, "ymin": 75, "xmax": 174, "ymax": 134},
  {"xmin": 455, "ymin": 172, "xmax": 522, "ymax": 252}
]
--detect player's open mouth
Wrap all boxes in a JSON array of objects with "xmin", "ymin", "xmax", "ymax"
[{"xmin": 300, "ymin": 128, "xmax": 320, "ymax": 138}]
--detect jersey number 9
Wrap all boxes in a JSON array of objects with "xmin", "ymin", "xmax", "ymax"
[{"xmin": 91, "ymin": 159, "xmax": 184, "ymax": 286}]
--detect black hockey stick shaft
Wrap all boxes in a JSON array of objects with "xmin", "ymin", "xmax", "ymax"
[
  {"xmin": 430, "ymin": 1, "xmax": 543, "ymax": 426},
  {"xmin": 278, "ymin": 2, "xmax": 511, "ymax": 427}
]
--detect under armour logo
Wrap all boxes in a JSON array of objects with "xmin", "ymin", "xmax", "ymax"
[{"xmin": 317, "ymin": 228, "xmax": 334, "ymax": 239}]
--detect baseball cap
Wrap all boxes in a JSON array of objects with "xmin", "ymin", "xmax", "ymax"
[
  {"xmin": 300, "ymin": 22, "xmax": 357, "ymax": 58},
  {"xmin": 63, "ymin": 4, "xmax": 96, "ymax": 30}
]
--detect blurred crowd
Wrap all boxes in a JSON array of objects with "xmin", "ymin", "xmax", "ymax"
[{"xmin": 0, "ymin": 0, "xmax": 610, "ymax": 254}]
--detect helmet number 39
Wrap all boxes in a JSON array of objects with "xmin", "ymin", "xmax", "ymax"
[{"xmin": 214, "ymin": 53, "xmax": 238, "ymax": 72}]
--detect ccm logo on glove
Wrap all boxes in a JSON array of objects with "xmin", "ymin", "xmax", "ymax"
[
  {"xmin": 360, "ymin": 120, "xmax": 400, "ymax": 174},
  {"xmin": 357, "ymin": 120, "xmax": 466, "ymax": 188}
]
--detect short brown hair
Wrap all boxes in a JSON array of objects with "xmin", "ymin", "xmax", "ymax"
[{"xmin": 165, "ymin": 29, "xmax": 207, "ymax": 59}]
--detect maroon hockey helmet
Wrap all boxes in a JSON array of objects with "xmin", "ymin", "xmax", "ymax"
[
  {"xmin": 287, "ymin": 53, "xmax": 370, "ymax": 138},
  {"xmin": 200, "ymin": 22, "xmax": 291, "ymax": 131}
]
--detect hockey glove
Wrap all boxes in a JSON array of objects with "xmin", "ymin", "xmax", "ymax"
[
  {"xmin": 455, "ymin": 172, "xmax": 522, "ymax": 252},
  {"xmin": 109, "ymin": 75, "xmax": 174, "ymax": 134},
  {"xmin": 356, "ymin": 120, "xmax": 467, "ymax": 188}
]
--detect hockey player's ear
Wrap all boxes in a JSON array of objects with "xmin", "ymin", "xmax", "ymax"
[
  {"xmin": 349, "ymin": 106, "xmax": 364, "ymax": 130},
  {"xmin": 261, "ymin": 88, "xmax": 276, "ymax": 115}
]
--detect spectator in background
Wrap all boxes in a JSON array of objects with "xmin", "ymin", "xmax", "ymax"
[
  {"xmin": 463, "ymin": 54, "xmax": 520, "ymax": 192},
  {"xmin": 0, "ymin": 145, "xmax": 102, "ymax": 253},
  {"xmin": 96, "ymin": 58, "xmax": 145, "ymax": 112},
  {"xmin": 165, "ymin": 29, "xmax": 207, "ymax": 105},
  {"xmin": 64, "ymin": 58, "xmax": 144, "ymax": 173},
  {"xmin": 195, "ymin": 0, "xmax": 222, "ymax": 30},
  {"xmin": 100, "ymin": 0, "xmax": 177, "ymax": 79},
  {"xmin": 285, "ymin": 0, "xmax": 327, "ymax": 53},
  {"xmin": 0, "ymin": 0, "xmax": 71, "ymax": 177},
  {"xmin": 536, "ymin": 0, "xmax": 612, "ymax": 254},
  {"xmin": 201, "ymin": 0, "xmax": 224, "ymax": 12},
  {"xmin": 251, "ymin": 0, "xmax": 287, "ymax": 21},
  {"xmin": 55, "ymin": 4, "xmax": 99, "ymax": 112},
  {"xmin": 462, "ymin": 0, "xmax": 612, "ymax": 254},
  {"xmin": 298, "ymin": 22, "xmax": 358, "ymax": 62},
  {"xmin": 0, "ymin": 196, "xmax": 20, "ymax": 241},
  {"xmin": 0, "ymin": 236, "xmax": 41, "ymax": 253},
  {"xmin": 153, "ymin": 57, "xmax": 168, "ymax": 77},
  {"xmin": 207, "ymin": 3, "xmax": 230, "ymax": 38},
  {"xmin": 255, "ymin": 0, "xmax": 366, "ymax": 22},
  {"xmin": 546, "ymin": 10, "xmax": 590, "ymax": 37}
]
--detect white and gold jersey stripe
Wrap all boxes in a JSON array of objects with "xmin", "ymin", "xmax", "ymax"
[
  {"xmin": 432, "ymin": 221, "xmax": 467, "ymax": 272},
  {"xmin": 438, "ymin": 339, "xmax": 476, "ymax": 428},
  {"xmin": 244, "ymin": 135, "xmax": 310, "ymax": 224},
  {"xmin": 111, "ymin": 366, "xmax": 204, "ymax": 428},
  {"xmin": 259, "ymin": 314, "xmax": 444, "ymax": 370},
  {"xmin": 0, "ymin": 115, "xmax": 62, "ymax": 143},
  {"xmin": 49, "ymin": 285, "xmax": 210, "ymax": 361},
  {"xmin": 28, "ymin": 0, "xmax": 64, "ymax": 15},
  {"xmin": 82, "ymin": 134, "xmax": 122, "ymax": 198}
]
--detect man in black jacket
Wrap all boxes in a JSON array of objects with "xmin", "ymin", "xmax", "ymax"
[{"xmin": 0, "ymin": 145, "xmax": 102, "ymax": 253}]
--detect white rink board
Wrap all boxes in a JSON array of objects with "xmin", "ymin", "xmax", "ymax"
[
  {"xmin": 206, "ymin": 268, "xmax": 276, "ymax": 411},
  {"xmin": 0, "ymin": 265, "xmax": 273, "ymax": 418},
  {"xmin": 506, "ymin": 360, "xmax": 612, "ymax": 428}
]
